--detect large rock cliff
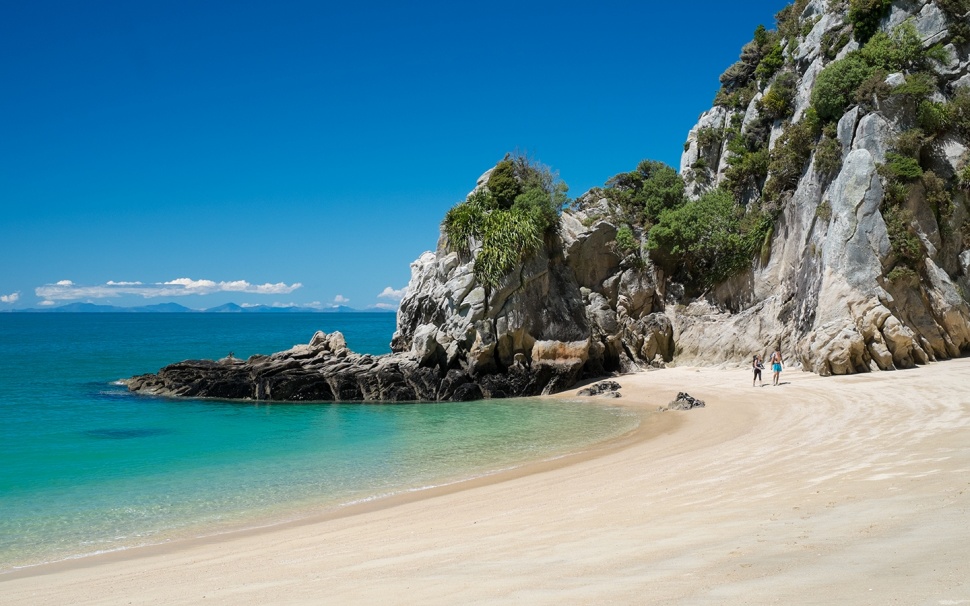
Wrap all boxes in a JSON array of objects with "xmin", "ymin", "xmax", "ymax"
[
  {"xmin": 129, "ymin": 0, "xmax": 970, "ymax": 402},
  {"xmin": 675, "ymin": 0, "xmax": 970, "ymax": 374}
]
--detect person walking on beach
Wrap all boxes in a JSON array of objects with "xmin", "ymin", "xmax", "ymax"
[
  {"xmin": 752, "ymin": 354, "xmax": 764, "ymax": 387},
  {"xmin": 770, "ymin": 348, "xmax": 783, "ymax": 386}
]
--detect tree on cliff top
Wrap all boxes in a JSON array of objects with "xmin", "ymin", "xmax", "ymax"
[
  {"xmin": 605, "ymin": 160, "xmax": 685, "ymax": 227},
  {"xmin": 442, "ymin": 154, "xmax": 567, "ymax": 287}
]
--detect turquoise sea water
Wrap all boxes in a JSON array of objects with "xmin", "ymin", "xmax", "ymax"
[{"xmin": 0, "ymin": 313, "xmax": 638, "ymax": 572}]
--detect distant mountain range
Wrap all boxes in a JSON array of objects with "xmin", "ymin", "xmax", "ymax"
[{"xmin": 4, "ymin": 302, "xmax": 395, "ymax": 313}]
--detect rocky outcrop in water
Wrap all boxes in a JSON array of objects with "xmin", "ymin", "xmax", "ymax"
[{"xmin": 128, "ymin": 175, "xmax": 674, "ymax": 401}]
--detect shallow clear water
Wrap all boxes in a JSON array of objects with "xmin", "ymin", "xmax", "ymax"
[{"xmin": 0, "ymin": 314, "xmax": 638, "ymax": 571}]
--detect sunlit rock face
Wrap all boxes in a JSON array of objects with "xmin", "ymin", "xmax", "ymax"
[{"xmin": 672, "ymin": 0, "xmax": 970, "ymax": 374}]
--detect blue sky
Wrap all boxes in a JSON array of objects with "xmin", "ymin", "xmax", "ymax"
[{"xmin": 1, "ymin": 0, "xmax": 786, "ymax": 310}]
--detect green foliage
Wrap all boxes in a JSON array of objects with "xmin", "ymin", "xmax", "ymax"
[
  {"xmin": 442, "ymin": 155, "xmax": 567, "ymax": 286},
  {"xmin": 926, "ymin": 43, "xmax": 951, "ymax": 65},
  {"xmin": 753, "ymin": 24, "xmax": 771, "ymax": 48},
  {"xmin": 812, "ymin": 23, "xmax": 934, "ymax": 123},
  {"xmin": 471, "ymin": 208, "xmax": 545, "ymax": 286},
  {"xmin": 847, "ymin": 0, "xmax": 892, "ymax": 43},
  {"xmin": 853, "ymin": 68, "xmax": 890, "ymax": 109},
  {"xmin": 716, "ymin": 21, "xmax": 786, "ymax": 108},
  {"xmin": 814, "ymin": 127, "xmax": 843, "ymax": 180},
  {"xmin": 937, "ymin": 0, "xmax": 970, "ymax": 44},
  {"xmin": 801, "ymin": 15, "xmax": 821, "ymax": 38},
  {"xmin": 887, "ymin": 265, "xmax": 919, "ymax": 287},
  {"xmin": 917, "ymin": 100, "xmax": 952, "ymax": 135},
  {"xmin": 922, "ymin": 171, "xmax": 953, "ymax": 227},
  {"xmin": 880, "ymin": 153, "xmax": 924, "ymax": 181},
  {"xmin": 755, "ymin": 42, "xmax": 785, "ymax": 84},
  {"xmin": 892, "ymin": 72, "xmax": 937, "ymax": 101},
  {"xmin": 811, "ymin": 52, "xmax": 872, "ymax": 121},
  {"xmin": 605, "ymin": 160, "xmax": 686, "ymax": 227},
  {"xmin": 714, "ymin": 82, "xmax": 757, "ymax": 110},
  {"xmin": 696, "ymin": 126, "xmax": 724, "ymax": 149},
  {"xmin": 775, "ymin": 0, "xmax": 810, "ymax": 41},
  {"xmin": 892, "ymin": 129, "xmax": 927, "ymax": 160},
  {"xmin": 937, "ymin": 0, "xmax": 970, "ymax": 17},
  {"xmin": 859, "ymin": 24, "xmax": 925, "ymax": 72},
  {"xmin": 758, "ymin": 71, "xmax": 797, "ymax": 121},
  {"xmin": 951, "ymin": 88, "xmax": 970, "ymax": 138},
  {"xmin": 883, "ymin": 180, "xmax": 909, "ymax": 206},
  {"xmin": 816, "ymin": 200, "xmax": 833, "ymax": 221},
  {"xmin": 646, "ymin": 188, "xmax": 769, "ymax": 287},
  {"xmin": 614, "ymin": 224, "xmax": 639, "ymax": 255},
  {"xmin": 486, "ymin": 158, "xmax": 521, "ymax": 209},
  {"xmin": 821, "ymin": 26, "xmax": 853, "ymax": 60},
  {"xmin": 763, "ymin": 120, "xmax": 818, "ymax": 200},
  {"xmin": 883, "ymin": 206, "xmax": 922, "ymax": 264},
  {"xmin": 442, "ymin": 191, "xmax": 487, "ymax": 253},
  {"xmin": 960, "ymin": 163, "xmax": 970, "ymax": 190},
  {"xmin": 725, "ymin": 147, "xmax": 769, "ymax": 200}
]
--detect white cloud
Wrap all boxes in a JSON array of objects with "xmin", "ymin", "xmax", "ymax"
[
  {"xmin": 0, "ymin": 292, "xmax": 20, "ymax": 303},
  {"xmin": 377, "ymin": 286, "xmax": 407, "ymax": 301},
  {"xmin": 34, "ymin": 278, "xmax": 303, "ymax": 300},
  {"xmin": 374, "ymin": 302, "xmax": 398, "ymax": 310},
  {"xmin": 38, "ymin": 300, "xmax": 56, "ymax": 306},
  {"xmin": 333, "ymin": 295, "xmax": 350, "ymax": 305}
]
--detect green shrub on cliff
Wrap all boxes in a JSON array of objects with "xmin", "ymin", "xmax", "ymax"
[
  {"xmin": 859, "ymin": 24, "xmax": 925, "ymax": 72},
  {"xmin": 917, "ymin": 100, "xmax": 952, "ymax": 135},
  {"xmin": 614, "ymin": 224, "xmax": 639, "ymax": 256},
  {"xmin": 937, "ymin": 0, "xmax": 970, "ymax": 45},
  {"xmin": 758, "ymin": 71, "xmax": 797, "ymax": 121},
  {"xmin": 775, "ymin": 0, "xmax": 810, "ymax": 42},
  {"xmin": 763, "ymin": 117, "xmax": 820, "ymax": 201},
  {"xmin": 814, "ymin": 125, "xmax": 843, "ymax": 181},
  {"xmin": 646, "ymin": 188, "xmax": 769, "ymax": 288},
  {"xmin": 952, "ymin": 88, "xmax": 970, "ymax": 138},
  {"xmin": 812, "ymin": 23, "xmax": 932, "ymax": 122},
  {"xmin": 725, "ymin": 146, "xmax": 769, "ymax": 201},
  {"xmin": 879, "ymin": 153, "xmax": 924, "ymax": 182},
  {"xmin": 883, "ymin": 205, "xmax": 923, "ymax": 265},
  {"xmin": 442, "ymin": 154, "xmax": 567, "ymax": 287},
  {"xmin": 811, "ymin": 53, "xmax": 873, "ymax": 121},
  {"xmin": 605, "ymin": 160, "xmax": 685, "ymax": 227},
  {"xmin": 755, "ymin": 41, "xmax": 785, "ymax": 84},
  {"xmin": 486, "ymin": 158, "xmax": 521, "ymax": 209},
  {"xmin": 847, "ymin": 0, "xmax": 892, "ymax": 43}
]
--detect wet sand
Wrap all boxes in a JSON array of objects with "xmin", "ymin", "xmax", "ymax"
[{"xmin": 4, "ymin": 359, "xmax": 970, "ymax": 604}]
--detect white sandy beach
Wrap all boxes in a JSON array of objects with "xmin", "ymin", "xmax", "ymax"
[{"xmin": 4, "ymin": 358, "xmax": 970, "ymax": 605}]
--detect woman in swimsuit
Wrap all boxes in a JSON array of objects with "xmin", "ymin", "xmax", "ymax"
[{"xmin": 770, "ymin": 349, "xmax": 783, "ymax": 386}]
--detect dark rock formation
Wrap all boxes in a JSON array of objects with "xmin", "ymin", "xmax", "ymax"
[
  {"xmin": 577, "ymin": 381, "xmax": 622, "ymax": 398},
  {"xmin": 666, "ymin": 392, "xmax": 706, "ymax": 411},
  {"xmin": 127, "ymin": 331, "xmax": 461, "ymax": 402}
]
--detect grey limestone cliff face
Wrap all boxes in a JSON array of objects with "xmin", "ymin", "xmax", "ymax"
[
  {"xmin": 676, "ymin": 0, "xmax": 970, "ymax": 374},
  {"xmin": 390, "ymin": 176, "xmax": 673, "ymax": 396}
]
